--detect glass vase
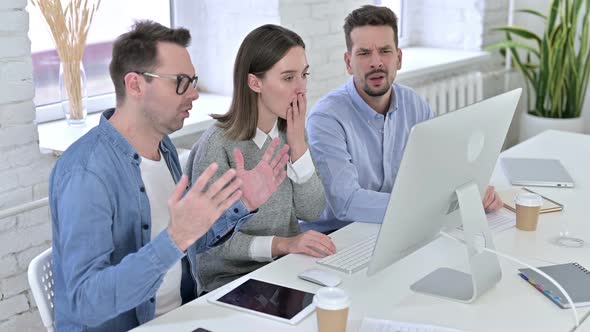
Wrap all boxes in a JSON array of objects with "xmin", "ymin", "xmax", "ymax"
[{"xmin": 59, "ymin": 61, "xmax": 88, "ymax": 126}]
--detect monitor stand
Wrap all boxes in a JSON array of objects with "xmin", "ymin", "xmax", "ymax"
[{"xmin": 410, "ymin": 182, "xmax": 502, "ymax": 303}]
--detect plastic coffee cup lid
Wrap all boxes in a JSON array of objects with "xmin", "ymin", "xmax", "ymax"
[
  {"xmin": 515, "ymin": 193, "xmax": 543, "ymax": 207},
  {"xmin": 313, "ymin": 287, "xmax": 350, "ymax": 310}
]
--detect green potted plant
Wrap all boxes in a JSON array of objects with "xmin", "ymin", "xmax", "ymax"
[{"xmin": 487, "ymin": 0, "xmax": 590, "ymax": 141}]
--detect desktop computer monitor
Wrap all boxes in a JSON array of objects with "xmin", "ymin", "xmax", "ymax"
[{"xmin": 366, "ymin": 88, "xmax": 522, "ymax": 303}]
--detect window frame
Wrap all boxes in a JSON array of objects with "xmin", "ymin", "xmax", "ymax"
[
  {"xmin": 35, "ymin": 93, "xmax": 116, "ymax": 124},
  {"xmin": 397, "ymin": 0, "xmax": 409, "ymax": 48},
  {"xmin": 375, "ymin": 0, "xmax": 408, "ymax": 48}
]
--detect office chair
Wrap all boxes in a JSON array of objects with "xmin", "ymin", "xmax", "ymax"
[{"xmin": 27, "ymin": 248, "xmax": 55, "ymax": 332}]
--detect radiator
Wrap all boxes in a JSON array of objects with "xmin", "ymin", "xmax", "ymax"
[{"xmin": 414, "ymin": 72, "xmax": 484, "ymax": 115}]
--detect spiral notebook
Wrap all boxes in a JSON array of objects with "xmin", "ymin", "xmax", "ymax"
[
  {"xmin": 518, "ymin": 263, "xmax": 590, "ymax": 309},
  {"xmin": 498, "ymin": 187, "xmax": 563, "ymax": 214}
]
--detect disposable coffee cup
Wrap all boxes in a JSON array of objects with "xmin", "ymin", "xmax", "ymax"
[
  {"xmin": 514, "ymin": 193, "xmax": 543, "ymax": 231},
  {"xmin": 313, "ymin": 287, "xmax": 350, "ymax": 332}
]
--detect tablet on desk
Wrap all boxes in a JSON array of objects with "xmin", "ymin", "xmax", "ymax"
[{"xmin": 207, "ymin": 278, "xmax": 315, "ymax": 325}]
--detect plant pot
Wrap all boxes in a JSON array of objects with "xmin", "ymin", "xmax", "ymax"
[{"xmin": 519, "ymin": 112, "xmax": 584, "ymax": 142}]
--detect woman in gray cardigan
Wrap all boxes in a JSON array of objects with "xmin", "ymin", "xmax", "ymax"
[{"xmin": 185, "ymin": 24, "xmax": 335, "ymax": 293}]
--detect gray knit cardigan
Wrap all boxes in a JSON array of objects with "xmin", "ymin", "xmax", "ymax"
[{"xmin": 184, "ymin": 124, "xmax": 326, "ymax": 293}]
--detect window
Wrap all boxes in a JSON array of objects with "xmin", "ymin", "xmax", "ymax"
[
  {"xmin": 376, "ymin": 0, "xmax": 408, "ymax": 47},
  {"xmin": 28, "ymin": 1, "xmax": 171, "ymax": 123}
]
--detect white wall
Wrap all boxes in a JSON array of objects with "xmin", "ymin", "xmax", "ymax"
[
  {"xmin": 513, "ymin": 0, "xmax": 550, "ymax": 37},
  {"xmin": 0, "ymin": 0, "xmax": 53, "ymax": 330},
  {"xmin": 407, "ymin": 0, "xmax": 487, "ymax": 50},
  {"xmin": 174, "ymin": 0, "xmax": 280, "ymax": 96},
  {"xmin": 280, "ymin": 0, "xmax": 366, "ymax": 106}
]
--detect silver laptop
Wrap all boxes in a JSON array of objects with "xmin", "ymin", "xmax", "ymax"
[{"xmin": 501, "ymin": 158, "xmax": 574, "ymax": 188}]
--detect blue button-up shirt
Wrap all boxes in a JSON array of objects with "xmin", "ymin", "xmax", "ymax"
[
  {"xmin": 303, "ymin": 78, "xmax": 434, "ymax": 233},
  {"xmin": 50, "ymin": 109, "xmax": 253, "ymax": 332}
]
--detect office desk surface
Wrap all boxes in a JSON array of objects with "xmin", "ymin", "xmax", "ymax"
[
  {"xmin": 490, "ymin": 131, "xmax": 590, "ymax": 269},
  {"xmin": 577, "ymin": 318, "xmax": 590, "ymax": 332},
  {"xmin": 134, "ymin": 223, "xmax": 586, "ymax": 332},
  {"xmin": 134, "ymin": 130, "xmax": 590, "ymax": 332}
]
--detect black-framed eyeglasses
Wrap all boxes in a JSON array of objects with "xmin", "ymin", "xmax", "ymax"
[{"xmin": 134, "ymin": 71, "xmax": 198, "ymax": 95}]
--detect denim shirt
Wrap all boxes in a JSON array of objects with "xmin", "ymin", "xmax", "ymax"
[{"xmin": 50, "ymin": 109, "xmax": 253, "ymax": 332}]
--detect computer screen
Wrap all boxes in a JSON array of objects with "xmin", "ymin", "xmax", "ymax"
[{"xmin": 366, "ymin": 88, "xmax": 522, "ymax": 303}]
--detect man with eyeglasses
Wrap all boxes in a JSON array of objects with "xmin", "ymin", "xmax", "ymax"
[
  {"xmin": 134, "ymin": 71, "xmax": 199, "ymax": 96},
  {"xmin": 49, "ymin": 21, "xmax": 290, "ymax": 332}
]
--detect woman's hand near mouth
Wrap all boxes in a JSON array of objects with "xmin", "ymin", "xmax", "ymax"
[{"xmin": 286, "ymin": 93, "xmax": 308, "ymax": 162}]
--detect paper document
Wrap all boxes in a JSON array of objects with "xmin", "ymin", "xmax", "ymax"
[
  {"xmin": 456, "ymin": 212, "xmax": 515, "ymax": 234},
  {"xmin": 360, "ymin": 317, "xmax": 465, "ymax": 332}
]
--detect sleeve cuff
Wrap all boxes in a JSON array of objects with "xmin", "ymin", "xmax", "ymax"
[
  {"xmin": 206, "ymin": 199, "xmax": 257, "ymax": 248},
  {"xmin": 249, "ymin": 236, "xmax": 275, "ymax": 262},
  {"xmin": 287, "ymin": 149, "xmax": 315, "ymax": 184},
  {"xmin": 148, "ymin": 229, "xmax": 185, "ymax": 273}
]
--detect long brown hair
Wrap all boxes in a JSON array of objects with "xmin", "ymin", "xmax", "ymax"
[{"xmin": 212, "ymin": 24, "xmax": 305, "ymax": 140}]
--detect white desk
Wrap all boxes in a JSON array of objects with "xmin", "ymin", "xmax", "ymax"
[
  {"xmin": 133, "ymin": 130, "xmax": 590, "ymax": 332},
  {"xmin": 490, "ymin": 131, "xmax": 590, "ymax": 270},
  {"xmin": 577, "ymin": 318, "xmax": 590, "ymax": 332}
]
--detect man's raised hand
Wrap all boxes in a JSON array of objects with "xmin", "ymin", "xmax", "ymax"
[{"xmin": 167, "ymin": 165, "xmax": 242, "ymax": 251}]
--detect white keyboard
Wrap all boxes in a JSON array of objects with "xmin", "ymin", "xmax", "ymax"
[
  {"xmin": 360, "ymin": 317, "xmax": 465, "ymax": 332},
  {"xmin": 317, "ymin": 233, "xmax": 378, "ymax": 274}
]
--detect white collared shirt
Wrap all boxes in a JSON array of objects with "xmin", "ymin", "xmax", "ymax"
[{"xmin": 249, "ymin": 120, "xmax": 315, "ymax": 261}]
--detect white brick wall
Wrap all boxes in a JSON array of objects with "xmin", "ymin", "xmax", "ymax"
[
  {"xmin": 0, "ymin": 0, "xmax": 53, "ymax": 330},
  {"xmin": 404, "ymin": 0, "xmax": 510, "ymax": 50},
  {"xmin": 0, "ymin": 294, "xmax": 29, "ymax": 321},
  {"xmin": 482, "ymin": 0, "xmax": 511, "ymax": 47},
  {"xmin": 280, "ymin": 0, "xmax": 366, "ymax": 107}
]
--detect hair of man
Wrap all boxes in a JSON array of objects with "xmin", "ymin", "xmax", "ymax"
[
  {"xmin": 109, "ymin": 20, "xmax": 191, "ymax": 105},
  {"xmin": 343, "ymin": 5, "xmax": 399, "ymax": 52}
]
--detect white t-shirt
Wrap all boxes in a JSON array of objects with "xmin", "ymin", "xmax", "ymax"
[{"xmin": 140, "ymin": 155, "xmax": 183, "ymax": 317}]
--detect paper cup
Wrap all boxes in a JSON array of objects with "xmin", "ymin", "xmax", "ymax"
[
  {"xmin": 515, "ymin": 193, "xmax": 543, "ymax": 231},
  {"xmin": 313, "ymin": 287, "xmax": 350, "ymax": 332}
]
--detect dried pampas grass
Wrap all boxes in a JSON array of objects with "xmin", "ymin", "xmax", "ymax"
[{"xmin": 31, "ymin": 0, "xmax": 101, "ymax": 120}]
